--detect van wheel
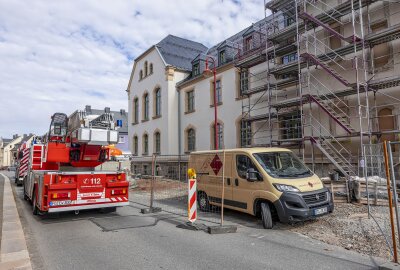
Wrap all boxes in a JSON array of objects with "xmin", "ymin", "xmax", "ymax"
[
  {"xmin": 261, "ymin": 202, "xmax": 273, "ymax": 229},
  {"xmin": 198, "ymin": 192, "xmax": 210, "ymax": 212},
  {"xmin": 32, "ymin": 189, "xmax": 39, "ymax": 215}
]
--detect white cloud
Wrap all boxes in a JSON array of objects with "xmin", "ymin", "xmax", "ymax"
[{"xmin": 0, "ymin": 0, "xmax": 264, "ymax": 138}]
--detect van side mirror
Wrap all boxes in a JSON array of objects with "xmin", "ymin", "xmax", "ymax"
[{"xmin": 246, "ymin": 168, "xmax": 259, "ymax": 182}]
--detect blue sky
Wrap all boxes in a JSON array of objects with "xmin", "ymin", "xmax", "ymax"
[{"xmin": 0, "ymin": 0, "xmax": 265, "ymax": 138}]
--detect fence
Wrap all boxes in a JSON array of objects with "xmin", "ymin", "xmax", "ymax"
[{"xmin": 130, "ymin": 153, "xmax": 229, "ymax": 227}]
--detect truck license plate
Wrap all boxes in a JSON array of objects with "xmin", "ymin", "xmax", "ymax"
[
  {"xmin": 313, "ymin": 207, "xmax": 327, "ymax": 216},
  {"xmin": 50, "ymin": 200, "xmax": 72, "ymax": 206}
]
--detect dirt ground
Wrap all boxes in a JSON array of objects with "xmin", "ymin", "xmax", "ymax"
[
  {"xmin": 131, "ymin": 179, "xmax": 395, "ymax": 260},
  {"xmin": 287, "ymin": 203, "xmax": 396, "ymax": 260}
]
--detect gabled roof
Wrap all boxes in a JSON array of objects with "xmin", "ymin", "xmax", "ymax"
[
  {"xmin": 156, "ymin": 35, "xmax": 207, "ymax": 71},
  {"xmin": 242, "ymin": 25, "xmax": 256, "ymax": 36}
]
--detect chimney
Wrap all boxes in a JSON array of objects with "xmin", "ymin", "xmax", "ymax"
[
  {"xmin": 13, "ymin": 134, "xmax": 18, "ymax": 139},
  {"xmin": 29, "ymin": 133, "xmax": 33, "ymax": 136},
  {"xmin": 23, "ymin": 134, "xmax": 27, "ymax": 138},
  {"xmin": 85, "ymin": 105, "xmax": 92, "ymax": 114},
  {"xmin": 104, "ymin": 107, "xmax": 110, "ymax": 113},
  {"xmin": 120, "ymin": 109, "xmax": 126, "ymax": 115}
]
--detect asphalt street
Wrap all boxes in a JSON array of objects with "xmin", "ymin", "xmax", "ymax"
[{"xmin": 1, "ymin": 171, "xmax": 387, "ymax": 270}]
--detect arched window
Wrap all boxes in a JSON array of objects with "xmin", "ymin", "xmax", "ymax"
[
  {"xmin": 187, "ymin": 128, "xmax": 196, "ymax": 152},
  {"xmin": 133, "ymin": 97, "xmax": 139, "ymax": 124},
  {"xmin": 133, "ymin": 135, "xmax": 138, "ymax": 155},
  {"xmin": 143, "ymin": 93, "xmax": 149, "ymax": 120},
  {"xmin": 150, "ymin": 63, "xmax": 153, "ymax": 74},
  {"xmin": 139, "ymin": 70, "xmax": 143, "ymax": 80},
  {"xmin": 154, "ymin": 88, "xmax": 161, "ymax": 117},
  {"xmin": 144, "ymin": 61, "xmax": 148, "ymax": 76},
  {"xmin": 154, "ymin": 131, "xmax": 161, "ymax": 154},
  {"xmin": 143, "ymin": 133, "xmax": 148, "ymax": 155},
  {"xmin": 211, "ymin": 121, "xmax": 223, "ymax": 150}
]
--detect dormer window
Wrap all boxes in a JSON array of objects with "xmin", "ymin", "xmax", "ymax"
[
  {"xmin": 193, "ymin": 63, "xmax": 200, "ymax": 76},
  {"xmin": 245, "ymin": 36, "xmax": 253, "ymax": 51},
  {"xmin": 219, "ymin": 50, "xmax": 226, "ymax": 65}
]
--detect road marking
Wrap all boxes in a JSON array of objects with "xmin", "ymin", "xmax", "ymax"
[
  {"xmin": 257, "ymin": 235, "xmax": 267, "ymax": 239},
  {"xmin": 0, "ymin": 173, "xmax": 32, "ymax": 270}
]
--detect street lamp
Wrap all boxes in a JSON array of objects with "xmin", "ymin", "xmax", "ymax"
[{"xmin": 203, "ymin": 55, "xmax": 219, "ymax": 150}]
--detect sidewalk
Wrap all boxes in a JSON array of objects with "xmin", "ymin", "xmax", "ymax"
[{"xmin": 0, "ymin": 173, "xmax": 32, "ymax": 270}]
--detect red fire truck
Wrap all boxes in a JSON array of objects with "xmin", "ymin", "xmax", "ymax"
[{"xmin": 23, "ymin": 110, "xmax": 129, "ymax": 215}]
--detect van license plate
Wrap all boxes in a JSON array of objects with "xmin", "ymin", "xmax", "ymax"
[{"xmin": 313, "ymin": 207, "xmax": 327, "ymax": 216}]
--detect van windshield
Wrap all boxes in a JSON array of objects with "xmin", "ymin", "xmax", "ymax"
[{"xmin": 253, "ymin": 152, "xmax": 312, "ymax": 179}]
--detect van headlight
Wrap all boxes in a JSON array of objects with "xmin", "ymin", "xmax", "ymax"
[{"xmin": 273, "ymin": 184, "xmax": 300, "ymax": 192}]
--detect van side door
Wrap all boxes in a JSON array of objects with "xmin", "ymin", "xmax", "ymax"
[{"xmin": 231, "ymin": 154, "xmax": 264, "ymax": 214}]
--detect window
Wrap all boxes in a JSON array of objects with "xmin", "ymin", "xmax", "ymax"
[
  {"xmin": 149, "ymin": 63, "xmax": 153, "ymax": 74},
  {"xmin": 282, "ymin": 52, "xmax": 298, "ymax": 65},
  {"xmin": 144, "ymin": 61, "xmax": 148, "ymax": 76},
  {"xmin": 133, "ymin": 136, "xmax": 138, "ymax": 155},
  {"xmin": 254, "ymin": 152, "xmax": 312, "ymax": 178},
  {"xmin": 139, "ymin": 70, "xmax": 143, "ymax": 80},
  {"xmin": 143, "ymin": 134, "xmax": 148, "ymax": 155},
  {"xmin": 154, "ymin": 132, "xmax": 161, "ymax": 154},
  {"xmin": 245, "ymin": 36, "xmax": 253, "ymax": 51},
  {"xmin": 143, "ymin": 93, "xmax": 149, "ymax": 120},
  {"xmin": 134, "ymin": 97, "xmax": 139, "ymax": 123},
  {"xmin": 236, "ymin": 155, "xmax": 260, "ymax": 179},
  {"xmin": 187, "ymin": 128, "xmax": 196, "ymax": 152},
  {"xmin": 155, "ymin": 88, "xmax": 161, "ymax": 117},
  {"xmin": 212, "ymin": 80, "xmax": 222, "ymax": 105},
  {"xmin": 186, "ymin": 90, "xmax": 195, "ymax": 112},
  {"xmin": 372, "ymin": 21, "xmax": 390, "ymax": 69},
  {"xmin": 329, "ymin": 24, "xmax": 342, "ymax": 50},
  {"xmin": 219, "ymin": 50, "xmax": 226, "ymax": 65},
  {"xmin": 240, "ymin": 120, "xmax": 252, "ymax": 147},
  {"xmin": 284, "ymin": 15, "xmax": 295, "ymax": 27},
  {"xmin": 240, "ymin": 69, "xmax": 249, "ymax": 95},
  {"xmin": 118, "ymin": 136, "xmax": 125, "ymax": 143},
  {"xmin": 212, "ymin": 122, "xmax": 223, "ymax": 150},
  {"xmin": 193, "ymin": 63, "xmax": 200, "ymax": 76},
  {"xmin": 281, "ymin": 113, "xmax": 302, "ymax": 140}
]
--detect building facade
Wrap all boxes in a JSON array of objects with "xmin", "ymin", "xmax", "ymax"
[
  {"xmin": 127, "ymin": 1, "xmax": 400, "ymax": 177},
  {"xmin": 127, "ymin": 35, "xmax": 207, "ymax": 157}
]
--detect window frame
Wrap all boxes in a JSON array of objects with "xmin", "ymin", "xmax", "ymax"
[
  {"xmin": 186, "ymin": 90, "xmax": 195, "ymax": 112},
  {"xmin": 133, "ymin": 136, "xmax": 138, "ymax": 155},
  {"xmin": 143, "ymin": 93, "xmax": 149, "ymax": 121},
  {"xmin": 143, "ymin": 134, "xmax": 149, "ymax": 155},
  {"xmin": 154, "ymin": 132, "xmax": 161, "ymax": 154},
  {"xmin": 187, "ymin": 128, "xmax": 196, "ymax": 152},
  {"xmin": 133, "ymin": 97, "xmax": 139, "ymax": 124},
  {"xmin": 193, "ymin": 62, "xmax": 200, "ymax": 76},
  {"xmin": 155, "ymin": 88, "xmax": 161, "ymax": 117}
]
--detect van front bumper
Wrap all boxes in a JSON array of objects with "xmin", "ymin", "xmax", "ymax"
[{"xmin": 273, "ymin": 187, "xmax": 334, "ymax": 223}]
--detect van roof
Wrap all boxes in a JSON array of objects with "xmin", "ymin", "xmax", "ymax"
[{"xmin": 191, "ymin": 147, "xmax": 292, "ymax": 155}]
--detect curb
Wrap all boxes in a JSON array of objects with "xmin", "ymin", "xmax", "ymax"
[{"xmin": 0, "ymin": 173, "xmax": 32, "ymax": 270}]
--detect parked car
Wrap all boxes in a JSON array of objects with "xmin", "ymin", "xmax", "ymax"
[{"xmin": 189, "ymin": 147, "xmax": 334, "ymax": 229}]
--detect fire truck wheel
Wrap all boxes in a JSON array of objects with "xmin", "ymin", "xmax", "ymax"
[
  {"xmin": 32, "ymin": 190, "xmax": 39, "ymax": 215},
  {"xmin": 99, "ymin": 207, "xmax": 116, "ymax": 213},
  {"xmin": 23, "ymin": 184, "xmax": 29, "ymax": 201}
]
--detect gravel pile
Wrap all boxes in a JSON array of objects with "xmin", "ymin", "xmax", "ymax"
[{"xmin": 286, "ymin": 203, "xmax": 395, "ymax": 259}]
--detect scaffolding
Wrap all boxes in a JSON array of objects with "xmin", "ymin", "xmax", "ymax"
[{"xmin": 235, "ymin": 0, "xmax": 400, "ymax": 177}]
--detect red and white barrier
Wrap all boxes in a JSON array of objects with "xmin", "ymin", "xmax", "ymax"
[{"xmin": 188, "ymin": 178, "xmax": 197, "ymax": 223}]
